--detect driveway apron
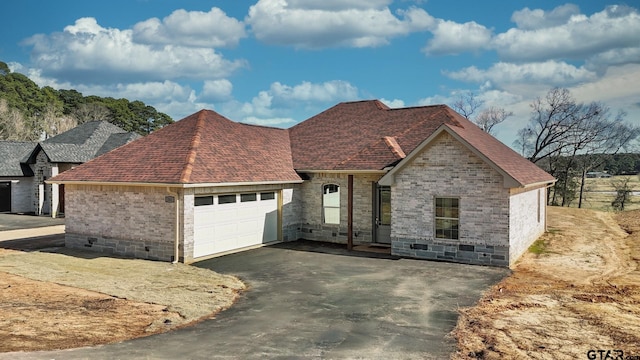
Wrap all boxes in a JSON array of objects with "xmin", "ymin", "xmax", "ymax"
[{"xmin": 1, "ymin": 241, "xmax": 509, "ymax": 360}]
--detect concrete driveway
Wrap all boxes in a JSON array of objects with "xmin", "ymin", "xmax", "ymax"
[{"xmin": 2, "ymin": 241, "xmax": 509, "ymax": 359}]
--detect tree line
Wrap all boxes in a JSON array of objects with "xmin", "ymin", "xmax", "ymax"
[
  {"xmin": 452, "ymin": 87, "xmax": 640, "ymax": 209},
  {"xmin": 0, "ymin": 61, "xmax": 173, "ymax": 141}
]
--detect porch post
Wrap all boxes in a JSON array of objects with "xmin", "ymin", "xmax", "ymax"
[{"xmin": 347, "ymin": 174, "xmax": 353, "ymax": 250}]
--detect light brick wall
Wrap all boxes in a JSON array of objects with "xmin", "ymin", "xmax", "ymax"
[
  {"xmin": 282, "ymin": 187, "xmax": 301, "ymax": 241},
  {"xmin": 390, "ymin": 132, "xmax": 510, "ymax": 266},
  {"xmin": 509, "ymin": 186, "xmax": 547, "ymax": 265},
  {"xmin": 64, "ymin": 184, "xmax": 177, "ymax": 261},
  {"xmin": 297, "ymin": 173, "xmax": 381, "ymax": 244},
  {"xmin": 31, "ymin": 151, "xmax": 53, "ymax": 215},
  {"xmin": 8, "ymin": 178, "xmax": 32, "ymax": 213}
]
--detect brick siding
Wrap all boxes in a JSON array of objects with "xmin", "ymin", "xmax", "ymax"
[
  {"xmin": 390, "ymin": 132, "xmax": 511, "ymax": 266},
  {"xmin": 296, "ymin": 173, "xmax": 382, "ymax": 245},
  {"xmin": 64, "ymin": 184, "xmax": 177, "ymax": 261}
]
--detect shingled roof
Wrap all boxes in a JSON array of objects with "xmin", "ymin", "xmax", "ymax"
[
  {"xmin": 0, "ymin": 141, "xmax": 36, "ymax": 177},
  {"xmin": 290, "ymin": 100, "xmax": 554, "ymax": 186},
  {"xmin": 51, "ymin": 100, "xmax": 553, "ymax": 188},
  {"xmin": 23, "ymin": 121, "xmax": 140, "ymax": 164},
  {"xmin": 51, "ymin": 110, "xmax": 302, "ymax": 184}
]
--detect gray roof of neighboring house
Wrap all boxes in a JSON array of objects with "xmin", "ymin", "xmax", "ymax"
[
  {"xmin": 0, "ymin": 141, "xmax": 36, "ymax": 177},
  {"xmin": 23, "ymin": 121, "xmax": 141, "ymax": 164}
]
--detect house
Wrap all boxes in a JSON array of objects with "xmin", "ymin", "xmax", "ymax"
[
  {"xmin": 0, "ymin": 141, "xmax": 37, "ymax": 213},
  {"xmin": 0, "ymin": 121, "xmax": 139, "ymax": 216},
  {"xmin": 49, "ymin": 100, "xmax": 555, "ymax": 267}
]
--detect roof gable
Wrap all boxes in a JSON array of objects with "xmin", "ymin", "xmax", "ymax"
[
  {"xmin": 379, "ymin": 110, "xmax": 556, "ymax": 188},
  {"xmin": 0, "ymin": 141, "xmax": 36, "ymax": 177},
  {"xmin": 51, "ymin": 110, "xmax": 302, "ymax": 185},
  {"xmin": 23, "ymin": 121, "xmax": 138, "ymax": 164},
  {"xmin": 288, "ymin": 101, "xmax": 456, "ymax": 170}
]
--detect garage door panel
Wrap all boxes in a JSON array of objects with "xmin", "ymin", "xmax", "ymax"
[{"xmin": 194, "ymin": 192, "xmax": 279, "ymax": 258}]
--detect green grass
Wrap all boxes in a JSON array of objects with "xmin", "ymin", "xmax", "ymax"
[{"xmin": 528, "ymin": 238, "xmax": 548, "ymax": 255}]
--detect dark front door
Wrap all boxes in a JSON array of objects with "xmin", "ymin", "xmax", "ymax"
[
  {"xmin": 59, "ymin": 184, "xmax": 65, "ymax": 214},
  {"xmin": 0, "ymin": 182, "xmax": 11, "ymax": 213},
  {"xmin": 375, "ymin": 186, "xmax": 391, "ymax": 244}
]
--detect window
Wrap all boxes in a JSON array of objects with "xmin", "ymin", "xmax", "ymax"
[
  {"xmin": 194, "ymin": 196, "xmax": 213, "ymax": 206},
  {"xmin": 323, "ymin": 184, "xmax": 340, "ymax": 224},
  {"xmin": 260, "ymin": 192, "xmax": 275, "ymax": 200},
  {"xmin": 435, "ymin": 197, "xmax": 459, "ymax": 240},
  {"xmin": 218, "ymin": 195, "xmax": 237, "ymax": 204},
  {"xmin": 241, "ymin": 193, "xmax": 257, "ymax": 202}
]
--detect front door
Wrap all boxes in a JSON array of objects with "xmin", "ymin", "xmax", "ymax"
[{"xmin": 375, "ymin": 186, "xmax": 391, "ymax": 244}]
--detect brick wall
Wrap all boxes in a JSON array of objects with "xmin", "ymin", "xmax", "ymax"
[
  {"xmin": 31, "ymin": 151, "xmax": 53, "ymax": 215},
  {"xmin": 64, "ymin": 184, "xmax": 177, "ymax": 261},
  {"xmin": 297, "ymin": 173, "xmax": 382, "ymax": 245},
  {"xmin": 390, "ymin": 132, "xmax": 511, "ymax": 266},
  {"xmin": 509, "ymin": 186, "xmax": 547, "ymax": 265}
]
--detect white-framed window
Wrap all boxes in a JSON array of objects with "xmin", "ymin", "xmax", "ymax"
[
  {"xmin": 435, "ymin": 197, "xmax": 459, "ymax": 240},
  {"xmin": 323, "ymin": 184, "xmax": 340, "ymax": 224}
]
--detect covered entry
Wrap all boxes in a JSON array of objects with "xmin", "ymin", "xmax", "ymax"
[{"xmin": 193, "ymin": 191, "xmax": 279, "ymax": 258}]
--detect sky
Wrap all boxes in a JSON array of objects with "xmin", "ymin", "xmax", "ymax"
[{"xmin": 1, "ymin": 0, "xmax": 639, "ymax": 149}]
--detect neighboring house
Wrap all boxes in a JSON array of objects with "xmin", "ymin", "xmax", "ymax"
[
  {"xmin": 0, "ymin": 121, "xmax": 139, "ymax": 216},
  {"xmin": 0, "ymin": 141, "xmax": 37, "ymax": 213},
  {"xmin": 50, "ymin": 100, "xmax": 556, "ymax": 267},
  {"xmin": 586, "ymin": 171, "xmax": 613, "ymax": 178}
]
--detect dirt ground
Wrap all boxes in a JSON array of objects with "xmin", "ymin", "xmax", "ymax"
[
  {"xmin": 452, "ymin": 207, "xmax": 640, "ymax": 359},
  {"xmin": 0, "ymin": 247, "xmax": 245, "ymax": 353}
]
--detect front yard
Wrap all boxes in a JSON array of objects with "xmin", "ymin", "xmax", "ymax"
[
  {"xmin": 453, "ymin": 207, "xmax": 640, "ymax": 359},
  {"xmin": 0, "ymin": 247, "xmax": 245, "ymax": 352}
]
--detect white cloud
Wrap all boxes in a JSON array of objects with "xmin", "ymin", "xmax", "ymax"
[
  {"xmin": 445, "ymin": 61, "xmax": 597, "ymax": 86},
  {"xmin": 511, "ymin": 4, "xmax": 580, "ymax": 30},
  {"xmin": 133, "ymin": 7, "xmax": 246, "ymax": 48},
  {"xmin": 423, "ymin": 20, "xmax": 492, "ymax": 55},
  {"xmin": 380, "ymin": 98, "xmax": 405, "ymax": 108},
  {"xmin": 200, "ymin": 79, "xmax": 233, "ymax": 102},
  {"xmin": 24, "ymin": 17, "xmax": 246, "ymax": 84},
  {"xmin": 246, "ymin": 0, "xmax": 434, "ymax": 48},
  {"xmin": 241, "ymin": 116, "xmax": 296, "ymax": 127},
  {"xmin": 269, "ymin": 80, "xmax": 358, "ymax": 103},
  {"xmin": 493, "ymin": 5, "xmax": 640, "ymax": 63}
]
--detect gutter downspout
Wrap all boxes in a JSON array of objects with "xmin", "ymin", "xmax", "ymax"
[{"xmin": 167, "ymin": 187, "xmax": 180, "ymax": 264}]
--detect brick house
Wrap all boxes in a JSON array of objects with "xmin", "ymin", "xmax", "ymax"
[
  {"xmin": 0, "ymin": 121, "xmax": 139, "ymax": 216},
  {"xmin": 49, "ymin": 100, "xmax": 555, "ymax": 267}
]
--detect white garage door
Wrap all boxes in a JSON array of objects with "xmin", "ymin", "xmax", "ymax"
[{"xmin": 193, "ymin": 192, "xmax": 278, "ymax": 258}]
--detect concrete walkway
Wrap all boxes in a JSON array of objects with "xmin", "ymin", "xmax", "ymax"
[{"xmin": 2, "ymin": 240, "xmax": 509, "ymax": 359}]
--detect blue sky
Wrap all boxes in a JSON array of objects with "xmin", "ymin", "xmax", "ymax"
[{"xmin": 1, "ymin": 0, "xmax": 639, "ymax": 148}]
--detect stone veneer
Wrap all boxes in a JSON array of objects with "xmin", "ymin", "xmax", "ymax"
[
  {"xmin": 295, "ymin": 173, "xmax": 382, "ymax": 245},
  {"xmin": 389, "ymin": 132, "xmax": 512, "ymax": 266},
  {"xmin": 64, "ymin": 184, "xmax": 178, "ymax": 261}
]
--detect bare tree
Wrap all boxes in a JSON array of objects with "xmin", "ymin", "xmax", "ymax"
[
  {"xmin": 0, "ymin": 99, "xmax": 39, "ymax": 141},
  {"xmin": 515, "ymin": 87, "xmax": 640, "ymax": 206},
  {"xmin": 451, "ymin": 92, "xmax": 513, "ymax": 134},
  {"xmin": 42, "ymin": 104, "xmax": 78, "ymax": 139},
  {"xmin": 452, "ymin": 91, "xmax": 484, "ymax": 119},
  {"xmin": 72, "ymin": 103, "xmax": 112, "ymax": 124},
  {"xmin": 475, "ymin": 106, "xmax": 514, "ymax": 135}
]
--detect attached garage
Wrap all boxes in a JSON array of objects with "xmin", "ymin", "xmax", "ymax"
[
  {"xmin": 0, "ymin": 182, "xmax": 11, "ymax": 212},
  {"xmin": 193, "ymin": 191, "xmax": 279, "ymax": 258}
]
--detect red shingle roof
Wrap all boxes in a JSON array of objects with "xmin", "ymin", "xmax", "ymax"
[
  {"xmin": 51, "ymin": 101, "xmax": 553, "ymax": 188},
  {"xmin": 290, "ymin": 100, "xmax": 554, "ymax": 186},
  {"xmin": 51, "ymin": 110, "xmax": 301, "ymax": 184}
]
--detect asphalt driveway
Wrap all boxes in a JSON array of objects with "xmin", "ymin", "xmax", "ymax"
[
  {"xmin": 2, "ymin": 241, "xmax": 509, "ymax": 359},
  {"xmin": 0, "ymin": 213, "xmax": 64, "ymax": 231}
]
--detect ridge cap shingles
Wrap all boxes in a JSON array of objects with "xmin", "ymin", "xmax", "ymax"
[
  {"xmin": 180, "ymin": 110, "xmax": 206, "ymax": 183},
  {"xmin": 383, "ymin": 136, "xmax": 406, "ymax": 159}
]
